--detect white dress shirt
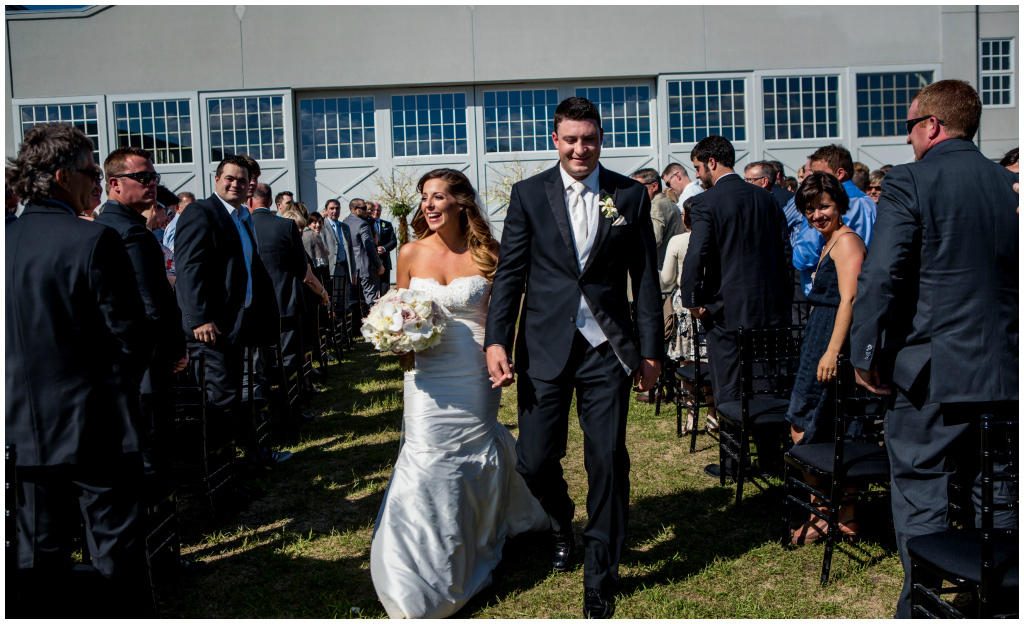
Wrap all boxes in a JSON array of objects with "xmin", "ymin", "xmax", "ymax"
[
  {"xmin": 559, "ymin": 165, "xmax": 607, "ymax": 349},
  {"xmin": 677, "ymin": 180, "xmax": 703, "ymax": 211}
]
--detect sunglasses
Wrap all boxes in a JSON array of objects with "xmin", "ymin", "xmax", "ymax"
[
  {"xmin": 905, "ymin": 116, "xmax": 945, "ymax": 134},
  {"xmin": 78, "ymin": 168, "xmax": 103, "ymax": 183},
  {"xmin": 110, "ymin": 171, "xmax": 161, "ymax": 185}
]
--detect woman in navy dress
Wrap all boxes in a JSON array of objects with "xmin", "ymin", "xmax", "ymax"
[{"xmin": 786, "ymin": 172, "xmax": 867, "ymax": 545}]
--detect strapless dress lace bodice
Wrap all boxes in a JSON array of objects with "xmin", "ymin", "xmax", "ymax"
[{"xmin": 409, "ymin": 275, "xmax": 491, "ymax": 317}]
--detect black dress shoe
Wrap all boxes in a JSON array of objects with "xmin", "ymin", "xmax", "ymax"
[
  {"xmin": 583, "ymin": 587, "xmax": 615, "ymax": 619},
  {"xmin": 262, "ymin": 449, "xmax": 292, "ymax": 464},
  {"xmin": 297, "ymin": 413, "xmax": 316, "ymax": 423},
  {"xmin": 703, "ymin": 463, "xmax": 735, "ymax": 484},
  {"xmin": 552, "ymin": 532, "xmax": 575, "ymax": 572}
]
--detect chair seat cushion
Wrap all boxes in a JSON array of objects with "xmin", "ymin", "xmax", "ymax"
[
  {"xmin": 674, "ymin": 364, "xmax": 710, "ymax": 383},
  {"xmin": 717, "ymin": 398, "xmax": 791, "ymax": 428},
  {"xmin": 786, "ymin": 441, "xmax": 890, "ymax": 478},
  {"xmin": 908, "ymin": 529, "xmax": 1018, "ymax": 588}
]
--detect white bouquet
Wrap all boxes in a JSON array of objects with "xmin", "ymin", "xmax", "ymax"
[{"xmin": 360, "ymin": 288, "xmax": 452, "ymax": 354}]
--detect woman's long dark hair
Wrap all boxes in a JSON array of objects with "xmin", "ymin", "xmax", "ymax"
[{"xmin": 410, "ymin": 168, "xmax": 497, "ymax": 280}]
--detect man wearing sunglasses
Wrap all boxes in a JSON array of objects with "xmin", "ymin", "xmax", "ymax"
[
  {"xmin": 96, "ymin": 146, "xmax": 188, "ymax": 480},
  {"xmin": 850, "ymin": 79, "xmax": 1019, "ymax": 619}
]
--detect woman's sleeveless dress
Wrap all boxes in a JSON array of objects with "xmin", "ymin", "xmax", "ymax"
[{"xmin": 369, "ymin": 275, "xmax": 549, "ymax": 619}]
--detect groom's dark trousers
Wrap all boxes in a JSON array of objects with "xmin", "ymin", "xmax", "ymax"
[{"xmin": 516, "ymin": 331, "xmax": 631, "ymax": 594}]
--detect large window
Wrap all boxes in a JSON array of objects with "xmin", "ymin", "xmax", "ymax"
[
  {"xmin": 299, "ymin": 96, "xmax": 376, "ymax": 161},
  {"xmin": 391, "ymin": 93, "xmax": 468, "ymax": 157},
  {"xmin": 114, "ymin": 99, "xmax": 192, "ymax": 164},
  {"xmin": 667, "ymin": 79, "xmax": 746, "ymax": 144},
  {"xmin": 762, "ymin": 76, "xmax": 839, "ymax": 141},
  {"xmin": 19, "ymin": 103, "xmax": 100, "ymax": 162},
  {"xmin": 576, "ymin": 86, "xmax": 651, "ymax": 148},
  {"xmin": 483, "ymin": 89, "xmax": 558, "ymax": 153},
  {"xmin": 207, "ymin": 96, "xmax": 285, "ymax": 162},
  {"xmin": 855, "ymin": 72, "xmax": 932, "ymax": 138},
  {"xmin": 980, "ymin": 39, "xmax": 1014, "ymax": 107}
]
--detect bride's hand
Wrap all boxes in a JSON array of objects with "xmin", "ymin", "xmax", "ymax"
[
  {"xmin": 486, "ymin": 345, "xmax": 515, "ymax": 388},
  {"xmin": 397, "ymin": 352, "xmax": 415, "ymax": 371}
]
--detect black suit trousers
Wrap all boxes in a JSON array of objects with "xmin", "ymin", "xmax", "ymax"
[
  {"xmin": 515, "ymin": 331, "xmax": 631, "ymax": 594},
  {"xmin": 886, "ymin": 393, "xmax": 1018, "ymax": 618},
  {"xmin": 16, "ymin": 456, "xmax": 154, "ymax": 618},
  {"xmin": 186, "ymin": 339, "xmax": 243, "ymax": 441}
]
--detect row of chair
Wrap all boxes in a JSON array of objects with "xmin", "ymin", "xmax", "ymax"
[{"xmin": 654, "ymin": 305, "xmax": 1017, "ymax": 615}]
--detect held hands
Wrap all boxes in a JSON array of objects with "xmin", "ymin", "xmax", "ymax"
[
  {"xmin": 377, "ymin": 246, "xmax": 386, "ymax": 255},
  {"xmin": 193, "ymin": 321, "xmax": 221, "ymax": 346},
  {"xmin": 816, "ymin": 349, "xmax": 839, "ymax": 383},
  {"xmin": 687, "ymin": 306, "xmax": 708, "ymax": 319},
  {"xmin": 172, "ymin": 351, "xmax": 190, "ymax": 373},
  {"xmin": 854, "ymin": 366, "xmax": 891, "ymax": 395},
  {"xmin": 633, "ymin": 358, "xmax": 661, "ymax": 393},
  {"xmin": 486, "ymin": 345, "xmax": 516, "ymax": 388},
  {"xmin": 320, "ymin": 289, "xmax": 330, "ymax": 306}
]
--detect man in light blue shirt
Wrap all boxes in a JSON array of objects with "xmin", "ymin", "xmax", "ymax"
[
  {"xmin": 162, "ymin": 191, "xmax": 194, "ymax": 251},
  {"xmin": 791, "ymin": 144, "xmax": 877, "ymax": 296}
]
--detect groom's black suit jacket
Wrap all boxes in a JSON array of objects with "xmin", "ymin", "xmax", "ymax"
[{"xmin": 485, "ymin": 164, "xmax": 664, "ymax": 380}]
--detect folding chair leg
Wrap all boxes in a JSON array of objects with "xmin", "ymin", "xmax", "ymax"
[
  {"xmin": 689, "ymin": 405, "xmax": 699, "ymax": 453},
  {"xmin": 735, "ymin": 428, "xmax": 749, "ymax": 506},
  {"xmin": 675, "ymin": 394, "xmax": 683, "ymax": 438}
]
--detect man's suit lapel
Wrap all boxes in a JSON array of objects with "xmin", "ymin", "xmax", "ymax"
[
  {"xmin": 544, "ymin": 168, "xmax": 579, "ymax": 274},
  {"xmin": 582, "ymin": 165, "xmax": 617, "ymax": 274}
]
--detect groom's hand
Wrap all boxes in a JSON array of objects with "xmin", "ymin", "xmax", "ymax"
[
  {"xmin": 486, "ymin": 345, "xmax": 516, "ymax": 388},
  {"xmin": 634, "ymin": 358, "xmax": 661, "ymax": 393}
]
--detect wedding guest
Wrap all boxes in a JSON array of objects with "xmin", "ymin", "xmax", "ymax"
[
  {"xmin": 633, "ymin": 167, "xmax": 684, "ymax": 269},
  {"xmin": 280, "ymin": 208, "xmax": 331, "ymax": 392},
  {"xmin": 344, "ymin": 197, "xmax": 383, "ymax": 315},
  {"xmin": 783, "ymin": 176, "xmax": 798, "ymax": 193},
  {"xmin": 784, "ymin": 173, "xmax": 867, "ymax": 545},
  {"xmin": 370, "ymin": 201, "xmax": 397, "ymax": 295},
  {"xmin": 162, "ymin": 191, "xmax": 194, "ymax": 251},
  {"xmin": 7, "ymin": 123, "xmax": 154, "ymax": 617},
  {"xmin": 851, "ymin": 161, "xmax": 870, "ymax": 192},
  {"xmin": 660, "ymin": 198, "xmax": 716, "ymax": 432},
  {"xmin": 866, "ymin": 170, "xmax": 885, "ymax": 203},
  {"xmin": 275, "ymin": 190, "xmax": 294, "ymax": 213},
  {"xmin": 765, "ymin": 159, "xmax": 795, "ymax": 209},
  {"xmin": 851, "ymin": 79, "xmax": 1018, "ymax": 619},
  {"xmin": 661, "ymin": 162, "xmax": 703, "ymax": 211},
  {"xmin": 792, "ymin": 144, "xmax": 876, "ymax": 296},
  {"xmin": 95, "ymin": 146, "xmax": 188, "ymax": 479},
  {"xmin": 1000, "ymin": 147, "xmax": 1019, "ymax": 172}
]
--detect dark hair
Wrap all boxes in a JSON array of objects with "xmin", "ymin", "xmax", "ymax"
[
  {"xmin": 156, "ymin": 184, "xmax": 178, "ymax": 208},
  {"xmin": 349, "ymin": 197, "xmax": 366, "ymax": 211},
  {"xmin": 307, "ymin": 211, "xmax": 324, "ymax": 226},
  {"xmin": 275, "ymin": 191, "xmax": 293, "ymax": 206},
  {"xmin": 553, "ymin": 96, "xmax": 602, "ymax": 133},
  {"xmin": 783, "ymin": 176, "xmax": 798, "ymax": 192},
  {"xmin": 681, "ymin": 197, "xmax": 696, "ymax": 230},
  {"xmin": 215, "ymin": 155, "xmax": 251, "ymax": 179},
  {"xmin": 238, "ymin": 154, "xmax": 260, "ymax": 178},
  {"xmin": 252, "ymin": 182, "xmax": 272, "ymax": 202},
  {"xmin": 999, "ymin": 147, "xmax": 1018, "ymax": 168},
  {"xmin": 913, "ymin": 79, "xmax": 982, "ymax": 141},
  {"xmin": 851, "ymin": 171, "xmax": 869, "ymax": 192},
  {"xmin": 632, "ymin": 167, "xmax": 661, "ymax": 191},
  {"xmin": 690, "ymin": 135, "xmax": 735, "ymax": 168},
  {"xmin": 766, "ymin": 160, "xmax": 785, "ymax": 181},
  {"xmin": 795, "ymin": 172, "xmax": 849, "ymax": 216},
  {"xmin": 6, "ymin": 123, "xmax": 94, "ymax": 203},
  {"xmin": 103, "ymin": 145, "xmax": 152, "ymax": 180},
  {"xmin": 809, "ymin": 144, "xmax": 855, "ymax": 179},
  {"xmin": 412, "ymin": 168, "xmax": 497, "ymax": 280},
  {"xmin": 323, "ymin": 198, "xmax": 340, "ymax": 210}
]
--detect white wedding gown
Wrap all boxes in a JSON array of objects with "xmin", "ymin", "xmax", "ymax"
[{"xmin": 370, "ymin": 275, "xmax": 549, "ymax": 619}]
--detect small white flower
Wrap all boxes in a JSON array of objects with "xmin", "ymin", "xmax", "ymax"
[{"xmin": 599, "ymin": 195, "xmax": 618, "ymax": 220}]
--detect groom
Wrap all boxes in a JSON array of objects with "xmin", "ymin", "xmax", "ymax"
[{"xmin": 485, "ymin": 97, "xmax": 663, "ymax": 618}]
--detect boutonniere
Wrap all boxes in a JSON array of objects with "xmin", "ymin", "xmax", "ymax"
[{"xmin": 599, "ymin": 195, "xmax": 618, "ymax": 220}]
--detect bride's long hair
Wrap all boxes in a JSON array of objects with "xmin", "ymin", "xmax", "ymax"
[{"xmin": 410, "ymin": 168, "xmax": 497, "ymax": 280}]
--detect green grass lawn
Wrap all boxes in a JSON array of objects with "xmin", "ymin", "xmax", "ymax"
[{"xmin": 159, "ymin": 342, "xmax": 902, "ymax": 618}]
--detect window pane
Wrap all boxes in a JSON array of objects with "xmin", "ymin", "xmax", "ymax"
[
  {"xmin": 855, "ymin": 71, "xmax": 934, "ymax": 136},
  {"xmin": 979, "ymin": 39, "xmax": 1015, "ymax": 107},
  {"xmin": 392, "ymin": 92, "xmax": 467, "ymax": 157},
  {"xmin": 482, "ymin": 89, "xmax": 558, "ymax": 153},
  {"xmin": 24, "ymin": 101, "xmax": 102, "ymax": 162},
  {"xmin": 577, "ymin": 84, "xmax": 651, "ymax": 148},
  {"xmin": 298, "ymin": 96, "xmax": 377, "ymax": 161}
]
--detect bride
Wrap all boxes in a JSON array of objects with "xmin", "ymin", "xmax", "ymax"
[{"xmin": 369, "ymin": 168, "xmax": 549, "ymax": 619}]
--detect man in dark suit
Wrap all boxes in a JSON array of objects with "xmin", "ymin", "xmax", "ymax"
[
  {"xmin": 174, "ymin": 155, "xmax": 277, "ymax": 459},
  {"xmin": 765, "ymin": 159, "xmax": 795, "ymax": 209},
  {"xmin": 485, "ymin": 97, "xmax": 662, "ymax": 618},
  {"xmin": 321, "ymin": 198, "xmax": 359, "ymax": 331},
  {"xmin": 369, "ymin": 201, "xmax": 397, "ymax": 295},
  {"xmin": 343, "ymin": 197, "xmax": 383, "ymax": 315},
  {"xmin": 95, "ymin": 146, "xmax": 189, "ymax": 478},
  {"xmin": 849, "ymin": 80, "xmax": 1018, "ymax": 619},
  {"xmin": 6, "ymin": 124, "xmax": 155, "ymax": 617},
  {"xmin": 678, "ymin": 135, "xmax": 791, "ymax": 480}
]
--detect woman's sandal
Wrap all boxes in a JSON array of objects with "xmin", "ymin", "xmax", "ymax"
[
  {"xmin": 837, "ymin": 519, "xmax": 860, "ymax": 543},
  {"xmin": 790, "ymin": 516, "xmax": 829, "ymax": 546}
]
